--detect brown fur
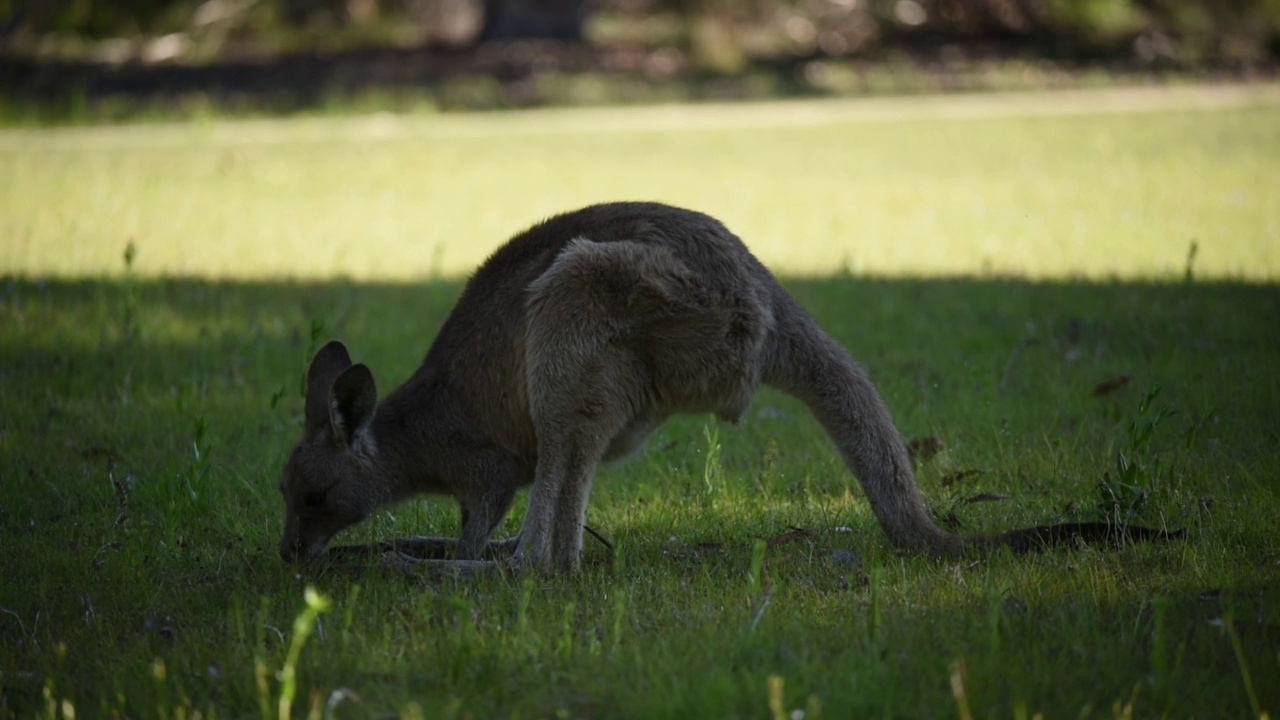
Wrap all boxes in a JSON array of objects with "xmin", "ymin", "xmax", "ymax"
[{"xmin": 278, "ymin": 202, "xmax": 1176, "ymax": 572}]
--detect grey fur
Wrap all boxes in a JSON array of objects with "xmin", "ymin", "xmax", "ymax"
[{"xmin": 277, "ymin": 202, "xmax": 1165, "ymax": 573}]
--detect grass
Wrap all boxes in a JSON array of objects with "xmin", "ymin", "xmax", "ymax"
[
  {"xmin": 1, "ymin": 84, "xmax": 1279, "ymax": 718},
  {"xmin": 3, "ymin": 83, "xmax": 1279, "ymax": 281}
]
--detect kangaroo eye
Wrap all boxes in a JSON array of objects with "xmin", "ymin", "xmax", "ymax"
[{"xmin": 302, "ymin": 492, "xmax": 326, "ymax": 509}]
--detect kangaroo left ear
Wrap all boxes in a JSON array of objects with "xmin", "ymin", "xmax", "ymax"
[
  {"xmin": 304, "ymin": 340, "xmax": 353, "ymax": 433},
  {"xmin": 329, "ymin": 363, "xmax": 377, "ymax": 445}
]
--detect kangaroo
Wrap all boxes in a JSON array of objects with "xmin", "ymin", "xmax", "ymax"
[{"xmin": 278, "ymin": 202, "xmax": 1175, "ymax": 572}]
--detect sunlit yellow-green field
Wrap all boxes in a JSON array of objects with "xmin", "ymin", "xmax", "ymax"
[{"xmin": 3, "ymin": 83, "xmax": 1278, "ymax": 282}]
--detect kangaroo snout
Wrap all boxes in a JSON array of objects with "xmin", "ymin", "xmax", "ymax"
[
  {"xmin": 278, "ymin": 512, "xmax": 330, "ymax": 563},
  {"xmin": 278, "ymin": 535, "xmax": 328, "ymax": 563},
  {"xmin": 279, "ymin": 540, "xmax": 300, "ymax": 563}
]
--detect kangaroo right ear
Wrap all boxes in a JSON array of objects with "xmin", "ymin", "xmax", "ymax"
[
  {"xmin": 329, "ymin": 364, "xmax": 377, "ymax": 445},
  {"xmin": 304, "ymin": 340, "xmax": 353, "ymax": 433}
]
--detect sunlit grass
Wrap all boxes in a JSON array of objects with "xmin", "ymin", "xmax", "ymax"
[{"xmin": 2, "ymin": 83, "xmax": 1278, "ymax": 281}]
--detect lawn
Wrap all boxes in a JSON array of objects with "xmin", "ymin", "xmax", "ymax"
[{"xmin": 1, "ymin": 84, "xmax": 1278, "ymax": 719}]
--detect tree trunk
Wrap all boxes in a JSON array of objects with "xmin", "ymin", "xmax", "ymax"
[{"xmin": 479, "ymin": 0, "xmax": 585, "ymax": 42}]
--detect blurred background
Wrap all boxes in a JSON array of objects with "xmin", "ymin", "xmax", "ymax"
[{"xmin": 3, "ymin": 0, "xmax": 1278, "ymax": 121}]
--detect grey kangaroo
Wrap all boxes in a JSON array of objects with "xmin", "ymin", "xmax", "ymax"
[{"xmin": 279, "ymin": 202, "xmax": 1173, "ymax": 573}]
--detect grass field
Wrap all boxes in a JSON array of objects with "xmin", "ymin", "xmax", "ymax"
[
  {"xmin": 2, "ymin": 84, "xmax": 1279, "ymax": 719},
  {"xmin": 3, "ymin": 83, "xmax": 1279, "ymax": 281}
]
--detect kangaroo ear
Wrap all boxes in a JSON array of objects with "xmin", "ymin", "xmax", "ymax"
[
  {"xmin": 329, "ymin": 363, "xmax": 377, "ymax": 445},
  {"xmin": 305, "ymin": 341, "xmax": 353, "ymax": 432}
]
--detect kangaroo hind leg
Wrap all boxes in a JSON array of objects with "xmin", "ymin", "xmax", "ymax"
[
  {"xmin": 517, "ymin": 380, "xmax": 631, "ymax": 572},
  {"xmin": 519, "ymin": 238, "xmax": 671, "ymax": 572}
]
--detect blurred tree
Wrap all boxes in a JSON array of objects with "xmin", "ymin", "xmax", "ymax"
[
  {"xmin": 479, "ymin": 0, "xmax": 585, "ymax": 40},
  {"xmin": 2, "ymin": 0, "xmax": 1275, "ymax": 65},
  {"xmin": 279, "ymin": 0, "xmax": 352, "ymax": 27}
]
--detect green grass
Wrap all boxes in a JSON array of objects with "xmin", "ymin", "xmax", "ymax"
[
  {"xmin": 3, "ymin": 84, "xmax": 1279, "ymax": 281},
  {"xmin": 2, "ymin": 85, "xmax": 1279, "ymax": 718}
]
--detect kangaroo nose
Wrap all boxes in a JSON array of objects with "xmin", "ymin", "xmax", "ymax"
[{"xmin": 280, "ymin": 537, "xmax": 330, "ymax": 563}]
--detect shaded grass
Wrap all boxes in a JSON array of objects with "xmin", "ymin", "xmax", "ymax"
[{"xmin": 1, "ymin": 273, "xmax": 1277, "ymax": 718}]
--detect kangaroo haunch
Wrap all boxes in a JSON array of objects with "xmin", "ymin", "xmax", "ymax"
[{"xmin": 278, "ymin": 202, "xmax": 1177, "ymax": 572}]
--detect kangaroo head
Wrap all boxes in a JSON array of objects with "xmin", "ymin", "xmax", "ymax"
[{"xmin": 278, "ymin": 340, "xmax": 382, "ymax": 562}]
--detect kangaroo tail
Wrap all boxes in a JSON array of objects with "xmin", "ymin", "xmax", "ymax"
[
  {"xmin": 762, "ymin": 298, "xmax": 968, "ymax": 557},
  {"xmin": 982, "ymin": 522, "xmax": 1183, "ymax": 553},
  {"xmin": 761, "ymin": 297, "xmax": 1180, "ymax": 557}
]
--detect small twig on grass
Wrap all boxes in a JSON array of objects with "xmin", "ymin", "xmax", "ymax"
[
  {"xmin": 385, "ymin": 555, "xmax": 498, "ymax": 577},
  {"xmin": 767, "ymin": 526, "xmax": 810, "ymax": 547},
  {"xmin": 583, "ymin": 524, "xmax": 614, "ymax": 553},
  {"xmin": 1093, "ymin": 374, "xmax": 1132, "ymax": 396},
  {"xmin": 961, "ymin": 492, "xmax": 1012, "ymax": 504}
]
